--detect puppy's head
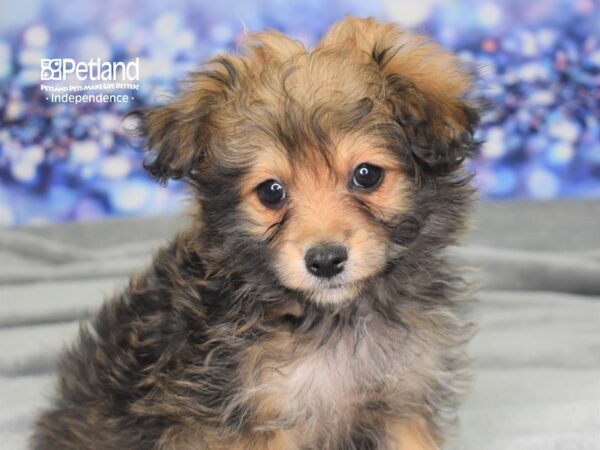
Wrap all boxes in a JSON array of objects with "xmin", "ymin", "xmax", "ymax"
[{"xmin": 129, "ymin": 17, "xmax": 480, "ymax": 305}]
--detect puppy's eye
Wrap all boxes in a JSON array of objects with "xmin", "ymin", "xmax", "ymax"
[
  {"xmin": 352, "ymin": 163, "xmax": 384, "ymax": 190},
  {"xmin": 256, "ymin": 179, "xmax": 286, "ymax": 208}
]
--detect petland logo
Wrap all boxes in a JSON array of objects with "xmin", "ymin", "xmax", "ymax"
[
  {"xmin": 40, "ymin": 58, "xmax": 139, "ymax": 81},
  {"xmin": 40, "ymin": 58, "xmax": 140, "ymax": 104}
]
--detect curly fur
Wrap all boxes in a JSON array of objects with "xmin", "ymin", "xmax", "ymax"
[{"xmin": 32, "ymin": 17, "xmax": 481, "ymax": 450}]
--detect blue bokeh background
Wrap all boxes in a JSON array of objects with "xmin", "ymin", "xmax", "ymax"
[{"xmin": 0, "ymin": 0, "xmax": 599, "ymax": 225}]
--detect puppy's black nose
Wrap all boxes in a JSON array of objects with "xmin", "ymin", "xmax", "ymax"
[{"xmin": 305, "ymin": 245, "xmax": 348, "ymax": 279}]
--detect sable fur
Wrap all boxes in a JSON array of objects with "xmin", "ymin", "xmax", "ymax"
[{"xmin": 32, "ymin": 17, "xmax": 481, "ymax": 450}]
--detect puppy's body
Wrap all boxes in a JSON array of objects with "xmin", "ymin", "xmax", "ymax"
[{"xmin": 32, "ymin": 18, "xmax": 480, "ymax": 450}]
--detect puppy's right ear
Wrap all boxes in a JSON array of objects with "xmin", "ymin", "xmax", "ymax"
[{"xmin": 125, "ymin": 58, "xmax": 239, "ymax": 184}]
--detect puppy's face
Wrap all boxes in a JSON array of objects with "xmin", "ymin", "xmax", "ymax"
[
  {"xmin": 239, "ymin": 134, "xmax": 408, "ymax": 304},
  {"xmin": 131, "ymin": 18, "xmax": 480, "ymax": 305}
]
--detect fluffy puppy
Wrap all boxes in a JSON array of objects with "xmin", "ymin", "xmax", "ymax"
[{"xmin": 32, "ymin": 17, "xmax": 481, "ymax": 450}]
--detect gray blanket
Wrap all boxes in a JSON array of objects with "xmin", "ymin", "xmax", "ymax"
[{"xmin": 1, "ymin": 200, "xmax": 599, "ymax": 449}]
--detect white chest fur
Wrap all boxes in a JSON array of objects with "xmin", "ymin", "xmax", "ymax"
[{"xmin": 245, "ymin": 315, "xmax": 442, "ymax": 433}]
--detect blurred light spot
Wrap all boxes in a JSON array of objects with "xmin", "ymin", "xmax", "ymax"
[
  {"xmin": 529, "ymin": 90, "xmax": 554, "ymax": 105},
  {"xmin": 100, "ymin": 113, "xmax": 120, "ymax": 132},
  {"xmin": 148, "ymin": 56, "xmax": 172, "ymax": 78},
  {"xmin": 110, "ymin": 179, "xmax": 152, "ymax": 213},
  {"xmin": 154, "ymin": 13, "xmax": 181, "ymax": 39},
  {"xmin": 482, "ymin": 127, "xmax": 505, "ymax": 159},
  {"xmin": 71, "ymin": 141, "xmax": 100, "ymax": 164},
  {"xmin": 548, "ymin": 115, "xmax": 580, "ymax": 143},
  {"xmin": 100, "ymin": 133, "xmax": 114, "ymax": 149},
  {"xmin": 589, "ymin": 50, "xmax": 600, "ymax": 67},
  {"xmin": 518, "ymin": 31, "xmax": 538, "ymax": 57},
  {"xmin": 176, "ymin": 29, "xmax": 196, "ymax": 50},
  {"xmin": 5, "ymin": 97, "xmax": 25, "ymax": 120},
  {"xmin": 481, "ymin": 38, "xmax": 497, "ymax": 53},
  {"xmin": 210, "ymin": 24, "xmax": 235, "ymax": 44},
  {"xmin": 478, "ymin": 3, "xmax": 502, "ymax": 29},
  {"xmin": 23, "ymin": 24, "xmax": 49, "ymax": 48},
  {"xmin": 519, "ymin": 62, "xmax": 548, "ymax": 82},
  {"xmin": 527, "ymin": 168, "xmax": 560, "ymax": 198},
  {"xmin": 11, "ymin": 159, "xmax": 37, "ymax": 182},
  {"xmin": 575, "ymin": 0, "xmax": 595, "ymax": 14},
  {"xmin": 384, "ymin": 0, "xmax": 435, "ymax": 27},
  {"xmin": 536, "ymin": 28, "xmax": 558, "ymax": 51},
  {"xmin": 80, "ymin": 165, "xmax": 95, "ymax": 179},
  {"xmin": 136, "ymin": 57, "xmax": 153, "ymax": 81},
  {"xmin": 547, "ymin": 141, "xmax": 574, "ymax": 166},
  {"xmin": 23, "ymin": 145, "xmax": 45, "ymax": 165},
  {"xmin": 101, "ymin": 155, "xmax": 131, "ymax": 179}
]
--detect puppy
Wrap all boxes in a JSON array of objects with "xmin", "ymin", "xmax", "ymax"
[{"xmin": 32, "ymin": 17, "xmax": 480, "ymax": 450}]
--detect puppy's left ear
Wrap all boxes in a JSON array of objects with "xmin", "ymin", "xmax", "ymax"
[
  {"xmin": 125, "ymin": 58, "xmax": 238, "ymax": 184},
  {"xmin": 321, "ymin": 17, "xmax": 482, "ymax": 174}
]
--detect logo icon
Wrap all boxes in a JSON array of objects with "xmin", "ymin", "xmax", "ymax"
[{"xmin": 41, "ymin": 59, "xmax": 62, "ymax": 80}]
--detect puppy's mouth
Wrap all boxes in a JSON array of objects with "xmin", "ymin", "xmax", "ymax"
[{"xmin": 303, "ymin": 278, "xmax": 363, "ymax": 305}]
